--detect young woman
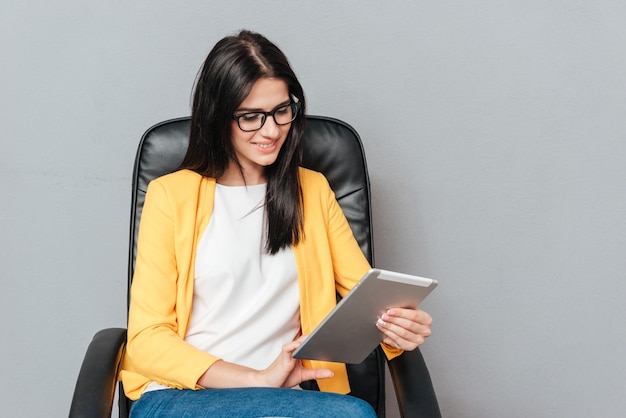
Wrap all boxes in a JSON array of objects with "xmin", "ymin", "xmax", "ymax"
[{"xmin": 121, "ymin": 30, "xmax": 433, "ymax": 418}]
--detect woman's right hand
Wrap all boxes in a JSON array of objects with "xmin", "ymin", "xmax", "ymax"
[
  {"xmin": 197, "ymin": 335, "xmax": 333, "ymax": 389},
  {"xmin": 258, "ymin": 335, "xmax": 334, "ymax": 388}
]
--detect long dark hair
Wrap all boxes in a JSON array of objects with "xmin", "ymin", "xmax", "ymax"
[{"xmin": 181, "ymin": 30, "xmax": 306, "ymax": 254}]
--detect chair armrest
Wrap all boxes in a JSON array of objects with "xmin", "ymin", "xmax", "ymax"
[
  {"xmin": 387, "ymin": 348, "xmax": 441, "ymax": 418},
  {"xmin": 70, "ymin": 328, "xmax": 127, "ymax": 418}
]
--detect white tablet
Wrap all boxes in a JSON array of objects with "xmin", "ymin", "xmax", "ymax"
[{"xmin": 292, "ymin": 268, "xmax": 438, "ymax": 364}]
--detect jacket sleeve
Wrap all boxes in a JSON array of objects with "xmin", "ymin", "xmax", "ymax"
[{"xmin": 125, "ymin": 179, "xmax": 218, "ymax": 391}]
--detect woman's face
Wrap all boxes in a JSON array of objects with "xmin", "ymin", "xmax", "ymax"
[{"xmin": 227, "ymin": 77, "xmax": 291, "ymax": 184}]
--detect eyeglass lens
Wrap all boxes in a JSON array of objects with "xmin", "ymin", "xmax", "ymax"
[{"xmin": 236, "ymin": 103, "xmax": 297, "ymax": 131}]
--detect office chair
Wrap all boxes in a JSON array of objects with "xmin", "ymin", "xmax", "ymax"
[{"xmin": 70, "ymin": 115, "xmax": 441, "ymax": 418}]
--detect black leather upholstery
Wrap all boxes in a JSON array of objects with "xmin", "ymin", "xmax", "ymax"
[
  {"xmin": 70, "ymin": 116, "xmax": 440, "ymax": 418},
  {"xmin": 388, "ymin": 346, "xmax": 441, "ymax": 417},
  {"xmin": 69, "ymin": 328, "xmax": 127, "ymax": 418},
  {"xmin": 128, "ymin": 116, "xmax": 374, "ymax": 295}
]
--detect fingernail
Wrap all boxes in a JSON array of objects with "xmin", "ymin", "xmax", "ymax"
[{"xmin": 376, "ymin": 318, "xmax": 386, "ymax": 327}]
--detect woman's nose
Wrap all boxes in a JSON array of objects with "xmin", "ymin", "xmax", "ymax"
[{"xmin": 260, "ymin": 115, "xmax": 281, "ymax": 138}]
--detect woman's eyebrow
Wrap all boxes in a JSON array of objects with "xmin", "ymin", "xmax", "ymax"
[{"xmin": 235, "ymin": 99, "xmax": 291, "ymax": 113}]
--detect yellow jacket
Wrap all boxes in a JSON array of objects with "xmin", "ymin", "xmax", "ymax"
[{"xmin": 120, "ymin": 168, "xmax": 400, "ymax": 400}]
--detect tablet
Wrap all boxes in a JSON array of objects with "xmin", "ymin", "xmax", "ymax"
[{"xmin": 292, "ymin": 268, "xmax": 438, "ymax": 364}]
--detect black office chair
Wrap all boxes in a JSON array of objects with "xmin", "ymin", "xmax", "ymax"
[{"xmin": 70, "ymin": 116, "xmax": 441, "ymax": 418}]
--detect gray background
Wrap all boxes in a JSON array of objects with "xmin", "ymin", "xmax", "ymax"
[{"xmin": 2, "ymin": 1, "xmax": 625, "ymax": 417}]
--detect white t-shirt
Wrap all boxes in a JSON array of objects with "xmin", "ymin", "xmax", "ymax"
[{"xmin": 146, "ymin": 183, "xmax": 300, "ymax": 392}]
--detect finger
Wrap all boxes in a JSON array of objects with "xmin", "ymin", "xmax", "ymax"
[
  {"xmin": 300, "ymin": 367, "xmax": 334, "ymax": 381},
  {"xmin": 380, "ymin": 307, "xmax": 432, "ymax": 330},
  {"xmin": 376, "ymin": 318, "xmax": 429, "ymax": 351},
  {"xmin": 386, "ymin": 308, "xmax": 433, "ymax": 326},
  {"xmin": 283, "ymin": 334, "xmax": 310, "ymax": 353},
  {"xmin": 379, "ymin": 325, "xmax": 425, "ymax": 351},
  {"xmin": 378, "ymin": 315, "xmax": 432, "ymax": 339},
  {"xmin": 379, "ymin": 314, "xmax": 420, "ymax": 334},
  {"xmin": 377, "ymin": 315, "xmax": 432, "ymax": 340}
]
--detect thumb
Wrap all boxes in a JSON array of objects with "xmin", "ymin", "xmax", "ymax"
[{"xmin": 300, "ymin": 366, "xmax": 334, "ymax": 381}]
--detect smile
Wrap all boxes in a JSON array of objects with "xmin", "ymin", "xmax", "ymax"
[{"xmin": 253, "ymin": 141, "xmax": 278, "ymax": 152}]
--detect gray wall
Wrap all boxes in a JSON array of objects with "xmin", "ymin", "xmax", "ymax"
[{"xmin": 2, "ymin": 1, "xmax": 625, "ymax": 417}]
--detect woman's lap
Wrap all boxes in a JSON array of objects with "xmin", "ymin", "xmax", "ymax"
[{"xmin": 130, "ymin": 387, "xmax": 377, "ymax": 418}]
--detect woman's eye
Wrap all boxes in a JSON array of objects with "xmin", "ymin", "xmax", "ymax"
[
  {"xmin": 241, "ymin": 113, "xmax": 262, "ymax": 122},
  {"xmin": 276, "ymin": 106, "xmax": 290, "ymax": 114}
]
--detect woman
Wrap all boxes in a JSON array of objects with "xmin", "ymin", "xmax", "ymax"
[{"xmin": 121, "ymin": 30, "xmax": 432, "ymax": 417}]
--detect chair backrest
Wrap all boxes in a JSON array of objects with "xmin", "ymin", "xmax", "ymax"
[{"xmin": 125, "ymin": 116, "xmax": 385, "ymax": 415}]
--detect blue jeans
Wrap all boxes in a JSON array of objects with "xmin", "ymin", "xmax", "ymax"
[{"xmin": 130, "ymin": 387, "xmax": 377, "ymax": 418}]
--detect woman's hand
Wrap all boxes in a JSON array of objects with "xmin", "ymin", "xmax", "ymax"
[
  {"xmin": 376, "ymin": 307, "xmax": 432, "ymax": 351},
  {"xmin": 258, "ymin": 335, "xmax": 333, "ymax": 388},
  {"xmin": 197, "ymin": 335, "xmax": 333, "ymax": 389}
]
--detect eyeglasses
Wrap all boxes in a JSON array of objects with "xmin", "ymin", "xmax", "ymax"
[{"xmin": 232, "ymin": 101, "xmax": 300, "ymax": 132}]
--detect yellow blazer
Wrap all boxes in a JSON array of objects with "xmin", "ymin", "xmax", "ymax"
[{"xmin": 120, "ymin": 168, "xmax": 401, "ymax": 400}]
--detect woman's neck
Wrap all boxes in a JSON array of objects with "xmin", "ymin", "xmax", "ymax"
[{"xmin": 217, "ymin": 164, "xmax": 265, "ymax": 186}]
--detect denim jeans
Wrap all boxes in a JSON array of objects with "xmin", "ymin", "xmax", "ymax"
[{"xmin": 130, "ymin": 387, "xmax": 377, "ymax": 418}]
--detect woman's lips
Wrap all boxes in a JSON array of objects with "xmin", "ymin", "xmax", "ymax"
[{"xmin": 254, "ymin": 140, "xmax": 278, "ymax": 152}]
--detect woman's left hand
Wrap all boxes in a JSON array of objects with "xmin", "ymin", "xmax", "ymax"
[{"xmin": 376, "ymin": 307, "xmax": 432, "ymax": 351}]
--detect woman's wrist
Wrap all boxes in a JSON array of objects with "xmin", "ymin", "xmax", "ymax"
[{"xmin": 197, "ymin": 360, "xmax": 265, "ymax": 388}]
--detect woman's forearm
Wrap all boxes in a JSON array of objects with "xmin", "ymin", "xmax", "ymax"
[{"xmin": 197, "ymin": 360, "xmax": 263, "ymax": 389}]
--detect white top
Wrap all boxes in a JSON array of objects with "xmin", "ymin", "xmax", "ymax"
[{"xmin": 146, "ymin": 183, "xmax": 300, "ymax": 392}]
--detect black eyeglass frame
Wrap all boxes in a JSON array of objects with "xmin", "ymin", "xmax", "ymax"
[{"xmin": 232, "ymin": 101, "xmax": 301, "ymax": 132}]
